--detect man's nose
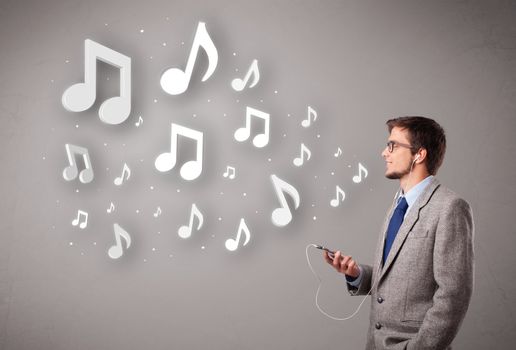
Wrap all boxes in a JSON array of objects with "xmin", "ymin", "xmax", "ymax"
[{"xmin": 381, "ymin": 147, "xmax": 388, "ymax": 158}]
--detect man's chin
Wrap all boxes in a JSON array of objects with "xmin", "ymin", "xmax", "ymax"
[{"xmin": 385, "ymin": 171, "xmax": 402, "ymax": 179}]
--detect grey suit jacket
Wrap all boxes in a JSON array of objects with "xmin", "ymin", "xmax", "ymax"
[{"xmin": 348, "ymin": 178, "xmax": 474, "ymax": 350}]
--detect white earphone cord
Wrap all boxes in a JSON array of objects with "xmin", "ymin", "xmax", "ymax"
[{"xmin": 305, "ymin": 244, "xmax": 380, "ymax": 321}]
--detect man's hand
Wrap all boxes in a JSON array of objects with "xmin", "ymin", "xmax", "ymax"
[{"xmin": 323, "ymin": 251, "xmax": 360, "ymax": 278}]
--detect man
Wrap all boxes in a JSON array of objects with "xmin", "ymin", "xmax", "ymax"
[{"xmin": 324, "ymin": 116, "xmax": 474, "ymax": 350}]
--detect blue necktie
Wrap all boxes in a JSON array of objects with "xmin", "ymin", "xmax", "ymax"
[{"xmin": 383, "ymin": 197, "xmax": 409, "ymax": 265}]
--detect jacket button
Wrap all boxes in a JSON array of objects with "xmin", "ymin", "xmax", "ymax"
[
  {"xmin": 377, "ymin": 297, "xmax": 384, "ymax": 303},
  {"xmin": 375, "ymin": 322, "xmax": 382, "ymax": 330}
]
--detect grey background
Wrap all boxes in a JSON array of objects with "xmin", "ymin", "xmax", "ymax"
[{"xmin": 1, "ymin": 0, "xmax": 515, "ymax": 349}]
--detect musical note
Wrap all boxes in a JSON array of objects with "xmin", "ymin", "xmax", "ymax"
[
  {"xmin": 62, "ymin": 143, "xmax": 94, "ymax": 184},
  {"xmin": 301, "ymin": 106, "xmax": 317, "ymax": 128},
  {"xmin": 330, "ymin": 186, "xmax": 346, "ymax": 207},
  {"xmin": 153, "ymin": 206, "xmax": 162, "ymax": 218},
  {"xmin": 334, "ymin": 147, "xmax": 342, "ymax": 158},
  {"xmin": 234, "ymin": 106, "xmax": 270, "ymax": 148},
  {"xmin": 225, "ymin": 218, "xmax": 251, "ymax": 251},
  {"xmin": 114, "ymin": 163, "xmax": 131, "ymax": 186},
  {"xmin": 108, "ymin": 223, "xmax": 131, "ymax": 259},
  {"xmin": 72, "ymin": 210, "xmax": 88, "ymax": 229},
  {"xmin": 178, "ymin": 203, "xmax": 203, "ymax": 239},
  {"xmin": 107, "ymin": 202, "xmax": 115, "ymax": 213},
  {"xmin": 231, "ymin": 59, "xmax": 260, "ymax": 91},
  {"xmin": 160, "ymin": 22, "xmax": 218, "ymax": 95},
  {"xmin": 270, "ymin": 174, "xmax": 301, "ymax": 227},
  {"xmin": 352, "ymin": 162, "xmax": 368, "ymax": 183},
  {"xmin": 62, "ymin": 39, "xmax": 131, "ymax": 125},
  {"xmin": 135, "ymin": 116, "xmax": 143, "ymax": 127},
  {"xmin": 155, "ymin": 123, "xmax": 204, "ymax": 181},
  {"xmin": 223, "ymin": 166, "xmax": 236, "ymax": 179},
  {"xmin": 293, "ymin": 143, "xmax": 311, "ymax": 167}
]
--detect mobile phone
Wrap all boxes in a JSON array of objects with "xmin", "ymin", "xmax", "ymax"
[{"xmin": 315, "ymin": 245, "xmax": 336, "ymax": 259}]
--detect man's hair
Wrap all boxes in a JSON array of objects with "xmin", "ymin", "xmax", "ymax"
[{"xmin": 386, "ymin": 116, "xmax": 446, "ymax": 175}]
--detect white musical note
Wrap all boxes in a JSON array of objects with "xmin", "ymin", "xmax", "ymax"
[
  {"xmin": 153, "ymin": 206, "xmax": 162, "ymax": 218},
  {"xmin": 293, "ymin": 143, "xmax": 311, "ymax": 167},
  {"xmin": 234, "ymin": 106, "xmax": 270, "ymax": 148},
  {"xmin": 178, "ymin": 203, "xmax": 203, "ymax": 239},
  {"xmin": 334, "ymin": 147, "xmax": 342, "ymax": 158},
  {"xmin": 108, "ymin": 223, "xmax": 131, "ymax": 259},
  {"xmin": 231, "ymin": 59, "xmax": 260, "ymax": 91},
  {"xmin": 63, "ymin": 143, "xmax": 94, "ymax": 184},
  {"xmin": 330, "ymin": 186, "xmax": 346, "ymax": 207},
  {"xmin": 223, "ymin": 166, "xmax": 236, "ymax": 179},
  {"xmin": 160, "ymin": 22, "xmax": 218, "ymax": 95},
  {"xmin": 107, "ymin": 202, "xmax": 115, "ymax": 213},
  {"xmin": 352, "ymin": 162, "xmax": 368, "ymax": 183},
  {"xmin": 155, "ymin": 123, "xmax": 204, "ymax": 181},
  {"xmin": 270, "ymin": 174, "xmax": 301, "ymax": 227},
  {"xmin": 62, "ymin": 39, "xmax": 131, "ymax": 125},
  {"xmin": 114, "ymin": 163, "xmax": 131, "ymax": 186},
  {"xmin": 135, "ymin": 115, "xmax": 143, "ymax": 127},
  {"xmin": 301, "ymin": 106, "xmax": 317, "ymax": 128},
  {"xmin": 225, "ymin": 218, "xmax": 251, "ymax": 251},
  {"xmin": 72, "ymin": 210, "xmax": 88, "ymax": 229}
]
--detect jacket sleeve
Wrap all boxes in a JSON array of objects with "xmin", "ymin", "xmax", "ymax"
[{"xmin": 407, "ymin": 197, "xmax": 474, "ymax": 350}]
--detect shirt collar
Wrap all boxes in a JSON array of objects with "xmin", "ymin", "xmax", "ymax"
[{"xmin": 400, "ymin": 175, "xmax": 434, "ymax": 208}]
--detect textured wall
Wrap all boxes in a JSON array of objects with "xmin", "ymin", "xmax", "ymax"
[{"xmin": 1, "ymin": 0, "xmax": 515, "ymax": 349}]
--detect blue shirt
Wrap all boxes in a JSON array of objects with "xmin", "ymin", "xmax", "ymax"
[{"xmin": 347, "ymin": 175, "xmax": 434, "ymax": 287}]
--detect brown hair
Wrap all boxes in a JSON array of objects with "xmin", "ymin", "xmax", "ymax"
[{"xmin": 386, "ymin": 116, "xmax": 446, "ymax": 175}]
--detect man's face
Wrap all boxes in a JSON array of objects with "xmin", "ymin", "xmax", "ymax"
[{"xmin": 381, "ymin": 127, "xmax": 414, "ymax": 179}]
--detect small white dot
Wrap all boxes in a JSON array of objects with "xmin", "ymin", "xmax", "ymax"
[
  {"xmin": 314, "ymin": 175, "xmax": 318, "ymax": 179},
  {"xmin": 69, "ymin": 242, "xmax": 74, "ymax": 246},
  {"xmin": 75, "ymin": 189, "xmax": 79, "ymax": 193},
  {"xmin": 104, "ymin": 143, "xmax": 107, "ymax": 146},
  {"xmin": 211, "ymin": 234, "xmax": 215, "ymax": 238},
  {"xmin": 235, "ymin": 68, "xmax": 239, "ymax": 72},
  {"xmin": 75, "ymin": 124, "xmax": 79, "ymax": 128},
  {"xmin": 255, "ymin": 210, "xmax": 259, "ymax": 214},
  {"xmin": 93, "ymin": 242, "xmax": 97, "ymax": 245},
  {"xmin": 81, "ymin": 252, "xmax": 84, "ymax": 256},
  {"xmin": 312, "ymin": 204, "xmax": 315, "ymax": 207},
  {"xmin": 154, "ymin": 99, "xmax": 158, "ymax": 103},
  {"xmin": 274, "ymin": 90, "xmax": 278, "ymax": 94},
  {"xmin": 317, "ymin": 134, "xmax": 321, "ymax": 138},
  {"xmin": 313, "ymin": 216, "xmax": 317, "ymax": 221},
  {"xmin": 143, "ymin": 259, "xmax": 147, "ymax": 262},
  {"xmin": 220, "ymin": 192, "xmax": 224, "ymax": 195},
  {"xmin": 140, "ymin": 159, "xmax": 144, "ymax": 162},
  {"xmin": 106, "ymin": 168, "xmax": 109, "ymax": 171},
  {"xmin": 149, "ymin": 56, "xmax": 153, "ymax": 59},
  {"xmin": 236, "ymin": 99, "xmax": 240, "ymax": 103},
  {"xmin": 243, "ymin": 193, "xmax": 247, "ymax": 197},
  {"xmin": 42, "ymin": 156, "xmax": 46, "ymax": 160},
  {"xmin": 233, "ymin": 52, "xmax": 236, "ymax": 56},
  {"xmin": 150, "ymin": 186, "xmax": 154, "ymax": 190},
  {"xmin": 166, "ymin": 17, "xmax": 170, "ymax": 21},
  {"xmin": 176, "ymin": 189, "xmax": 180, "ymax": 193},
  {"xmin": 152, "ymin": 247, "xmax": 156, "ymax": 252},
  {"xmin": 181, "ymin": 41, "xmax": 184, "ymax": 45},
  {"xmin": 260, "ymin": 99, "xmax": 263, "ymax": 103},
  {"xmin": 207, "ymin": 99, "xmax": 211, "ymax": 102},
  {"xmin": 283, "ymin": 134, "xmax": 286, "ymax": 137},
  {"xmin": 287, "ymin": 113, "xmax": 291, "ymax": 117},
  {"xmin": 65, "ymin": 59, "xmax": 70, "ymax": 63},
  {"xmin": 348, "ymin": 165, "xmax": 352, "ymax": 168},
  {"xmin": 50, "ymin": 79, "xmax": 54, "ymax": 83},
  {"xmin": 193, "ymin": 113, "xmax": 197, "ymax": 117},
  {"xmin": 158, "ymin": 231, "xmax": 161, "ymax": 235},
  {"xmin": 56, "ymin": 200, "xmax": 60, "ymax": 203},
  {"xmin": 218, "ymin": 217, "xmax": 222, "ymax": 221},
  {"xmin": 331, "ymin": 172, "xmax": 335, "ymax": 176},
  {"xmin": 201, "ymin": 246, "xmax": 205, "ymax": 250},
  {"xmin": 105, "ymin": 23, "xmax": 108, "ymax": 26},
  {"xmin": 136, "ymin": 209, "xmax": 140, "ymax": 214},
  {"xmin": 268, "ymin": 158, "xmax": 272, "ymax": 162},
  {"xmin": 122, "ymin": 143, "xmax": 126, "ymax": 147},
  {"xmin": 140, "ymin": 29, "xmax": 145, "ymax": 33},
  {"xmin": 223, "ymin": 113, "xmax": 227, "ymax": 117},
  {"xmin": 169, "ymin": 254, "xmax": 173, "ymax": 258},
  {"xmin": 162, "ymin": 42, "xmax": 167, "ymax": 46}
]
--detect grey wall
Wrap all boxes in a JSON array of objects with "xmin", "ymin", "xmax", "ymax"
[{"xmin": 1, "ymin": 0, "xmax": 515, "ymax": 349}]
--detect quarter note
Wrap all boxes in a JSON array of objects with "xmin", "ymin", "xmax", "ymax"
[
  {"xmin": 270, "ymin": 174, "xmax": 300, "ymax": 227},
  {"xmin": 293, "ymin": 143, "xmax": 311, "ymax": 167},
  {"xmin": 223, "ymin": 166, "xmax": 236, "ymax": 179},
  {"xmin": 62, "ymin": 39, "xmax": 131, "ymax": 125},
  {"xmin": 160, "ymin": 22, "xmax": 218, "ymax": 95},
  {"xmin": 108, "ymin": 223, "xmax": 131, "ymax": 259},
  {"xmin": 352, "ymin": 162, "xmax": 368, "ymax": 183},
  {"xmin": 301, "ymin": 106, "xmax": 317, "ymax": 128},
  {"xmin": 155, "ymin": 123, "xmax": 204, "ymax": 181},
  {"xmin": 234, "ymin": 106, "xmax": 270, "ymax": 148},
  {"xmin": 231, "ymin": 59, "xmax": 260, "ymax": 91},
  {"xmin": 72, "ymin": 210, "xmax": 88, "ymax": 229},
  {"xmin": 178, "ymin": 203, "xmax": 203, "ymax": 239},
  {"xmin": 153, "ymin": 206, "xmax": 162, "ymax": 218},
  {"xmin": 63, "ymin": 143, "xmax": 94, "ymax": 184},
  {"xmin": 114, "ymin": 163, "xmax": 131, "ymax": 186},
  {"xmin": 330, "ymin": 186, "xmax": 346, "ymax": 207},
  {"xmin": 225, "ymin": 218, "xmax": 251, "ymax": 251}
]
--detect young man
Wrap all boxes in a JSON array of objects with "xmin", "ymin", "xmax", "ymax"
[{"xmin": 324, "ymin": 116, "xmax": 474, "ymax": 350}]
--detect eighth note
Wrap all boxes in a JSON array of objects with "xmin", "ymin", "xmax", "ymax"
[
  {"xmin": 153, "ymin": 206, "xmax": 162, "ymax": 218},
  {"xmin": 63, "ymin": 143, "xmax": 94, "ymax": 184},
  {"xmin": 334, "ymin": 147, "xmax": 342, "ymax": 158},
  {"xmin": 223, "ymin": 166, "xmax": 236, "ymax": 179},
  {"xmin": 160, "ymin": 22, "xmax": 218, "ymax": 95},
  {"xmin": 114, "ymin": 163, "xmax": 131, "ymax": 186},
  {"xmin": 135, "ymin": 116, "xmax": 143, "ymax": 127},
  {"xmin": 352, "ymin": 162, "xmax": 368, "ymax": 183},
  {"xmin": 107, "ymin": 202, "xmax": 115, "ymax": 213},
  {"xmin": 108, "ymin": 223, "xmax": 131, "ymax": 259},
  {"xmin": 293, "ymin": 143, "xmax": 311, "ymax": 167},
  {"xmin": 270, "ymin": 174, "xmax": 301, "ymax": 227},
  {"xmin": 225, "ymin": 218, "xmax": 251, "ymax": 251},
  {"xmin": 301, "ymin": 106, "xmax": 317, "ymax": 128},
  {"xmin": 72, "ymin": 210, "xmax": 88, "ymax": 229},
  {"xmin": 330, "ymin": 186, "xmax": 346, "ymax": 207},
  {"xmin": 231, "ymin": 59, "xmax": 260, "ymax": 91},
  {"xmin": 178, "ymin": 203, "xmax": 203, "ymax": 239}
]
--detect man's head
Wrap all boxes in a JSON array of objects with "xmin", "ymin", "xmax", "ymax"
[{"xmin": 381, "ymin": 116, "xmax": 446, "ymax": 180}]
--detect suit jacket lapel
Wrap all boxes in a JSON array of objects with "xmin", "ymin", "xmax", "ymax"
[{"xmin": 378, "ymin": 178, "xmax": 441, "ymax": 282}]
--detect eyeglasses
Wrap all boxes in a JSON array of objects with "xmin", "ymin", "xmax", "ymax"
[{"xmin": 386, "ymin": 140, "xmax": 415, "ymax": 153}]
